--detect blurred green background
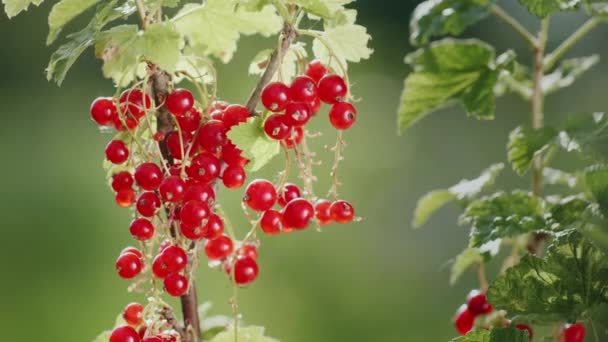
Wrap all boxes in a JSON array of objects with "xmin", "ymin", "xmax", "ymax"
[{"xmin": 1, "ymin": 1, "xmax": 607, "ymax": 341}]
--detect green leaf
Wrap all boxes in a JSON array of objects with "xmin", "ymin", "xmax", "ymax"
[
  {"xmin": 584, "ymin": 164, "xmax": 608, "ymax": 216},
  {"xmin": 547, "ymin": 195, "xmax": 593, "ymax": 231},
  {"xmin": 487, "ymin": 230, "xmax": 608, "ymax": 322},
  {"xmin": 2, "ymin": 0, "xmax": 43, "ymax": 18},
  {"xmin": 584, "ymin": 0, "xmax": 608, "ymax": 16},
  {"xmin": 561, "ymin": 112, "xmax": 608, "ymax": 161},
  {"xmin": 517, "ymin": 0, "xmax": 581, "ymax": 18},
  {"xmin": 507, "ymin": 126, "xmax": 558, "ymax": 176},
  {"xmin": 287, "ymin": 0, "xmax": 333, "ymax": 18},
  {"xmin": 450, "ymin": 329, "xmax": 490, "ymax": 342},
  {"xmin": 311, "ymin": 22, "xmax": 373, "ymax": 74},
  {"xmin": 226, "ymin": 117, "xmax": 281, "ymax": 172},
  {"xmin": 542, "ymin": 167, "xmax": 579, "ymax": 188},
  {"xmin": 173, "ymin": 0, "xmax": 282, "ymax": 63},
  {"xmin": 209, "ymin": 325, "xmax": 279, "ymax": 342},
  {"xmin": 95, "ymin": 23, "xmax": 183, "ymax": 85},
  {"xmin": 47, "ymin": 0, "xmax": 101, "ymax": 45},
  {"xmin": 450, "ymin": 328, "xmax": 527, "ymax": 342},
  {"xmin": 543, "ymin": 55, "xmax": 599, "ymax": 94},
  {"xmin": 249, "ymin": 43, "xmax": 308, "ymax": 82},
  {"xmin": 410, "ymin": 0, "xmax": 494, "ymax": 46},
  {"xmin": 450, "ymin": 247, "xmax": 484, "ymax": 285},
  {"xmin": 460, "ymin": 191, "xmax": 547, "ymax": 247},
  {"xmin": 413, "ymin": 163, "xmax": 504, "ymax": 228},
  {"xmin": 398, "ymin": 39, "xmax": 506, "ymax": 132}
]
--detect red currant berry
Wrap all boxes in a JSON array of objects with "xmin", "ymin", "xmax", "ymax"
[
  {"xmin": 318, "ymin": 74, "xmax": 347, "ymax": 104},
  {"xmin": 210, "ymin": 109, "xmax": 224, "ymax": 121},
  {"xmin": 222, "ymin": 165, "xmax": 246, "ymax": 189},
  {"xmin": 222, "ymin": 104, "xmax": 249, "ymax": 128},
  {"xmin": 91, "ymin": 97, "xmax": 117, "ymax": 126},
  {"xmin": 209, "ymin": 100, "xmax": 229, "ymax": 112},
  {"xmin": 260, "ymin": 209, "xmax": 282, "ymax": 235},
  {"xmin": 166, "ymin": 89, "xmax": 194, "ymax": 116},
  {"xmin": 454, "ymin": 305, "xmax": 474, "ymax": 336},
  {"xmin": 116, "ymin": 252, "xmax": 143, "ymax": 279},
  {"xmin": 282, "ymin": 126, "xmax": 303, "ymax": 148},
  {"xmin": 466, "ymin": 290, "xmax": 493, "ymax": 315},
  {"xmin": 283, "ymin": 102, "xmax": 312, "ymax": 127},
  {"xmin": 180, "ymin": 200, "xmax": 210, "ymax": 228},
  {"xmin": 282, "ymin": 198, "xmax": 314, "ymax": 230},
  {"xmin": 164, "ymin": 273, "xmax": 189, "ymax": 297},
  {"xmin": 153, "ymin": 131, "xmax": 166, "ymax": 142},
  {"xmin": 290, "ymin": 76, "xmax": 318, "ymax": 103},
  {"xmin": 562, "ymin": 323, "xmax": 585, "ymax": 342},
  {"xmin": 264, "ymin": 114, "xmax": 291, "ymax": 140},
  {"xmin": 200, "ymin": 214, "xmax": 224, "ymax": 240},
  {"xmin": 116, "ymin": 189, "xmax": 136, "ymax": 208},
  {"xmin": 159, "ymin": 176, "xmax": 186, "ymax": 203},
  {"xmin": 515, "ymin": 324, "xmax": 533, "ymax": 342},
  {"xmin": 205, "ymin": 235, "xmax": 234, "ymax": 260},
  {"xmin": 112, "ymin": 171, "xmax": 134, "ymax": 192},
  {"xmin": 135, "ymin": 163, "xmax": 163, "ymax": 191},
  {"xmin": 221, "ymin": 142, "xmax": 249, "ymax": 167},
  {"xmin": 180, "ymin": 221, "xmax": 204, "ymax": 240},
  {"xmin": 123, "ymin": 303, "xmax": 144, "ymax": 326},
  {"xmin": 130, "ymin": 218, "xmax": 155, "ymax": 241},
  {"xmin": 166, "ymin": 130, "xmax": 193, "ymax": 160},
  {"xmin": 143, "ymin": 337, "xmax": 162, "ymax": 342},
  {"xmin": 314, "ymin": 199, "xmax": 333, "ymax": 226},
  {"xmin": 244, "ymin": 179, "xmax": 277, "ymax": 212},
  {"xmin": 176, "ymin": 108, "xmax": 202, "ymax": 132},
  {"xmin": 198, "ymin": 120, "xmax": 227, "ymax": 153},
  {"xmin": 184, "ymin": 182, "xmax": 215, "ymax": 204},
  {"xmin": 152, "ymin": 254, "xmax": 170, "ymax": 279},
  {"xmin": 329, "ymin": 102, "xmax": 357, "ymax": 130},
  {"xmin": 261, "ymin": 82, "xmax": 290, "ymax": 112},
  {"xmin": 234, "ymin": 256, "xmax": 259, "ymax": 286},
  {"xmin": 120, "ymin": 89, "xmax": 152, "ymax": 119},
  {"xmin": 330, "ymin": 200, "xmax": 355, "ymax": 224},
  {"xmin": 110, "ymin": 325, "xmax": 140, "ymax": 342},
  {"xmin": 238, "ymin": 244, "xmax": 258, "ymax": 260},
  {"xmin": 305, "ymin": 59, "xmax": 328, "ymax": 84},
  {"xmin": 121, "ymin": 247, "xmax": 143, "ymax": 259},
  {"xmin": 114, "ymin": 115, "xmax": 139, "ymax": 131},
  {"xmin": 136, "ymin": 192, "xmax": 161, "ymax": 217},
  {"xmin": 161, "ymin": 245, "xmax": 188, "ymax": 272},
  {"xmin": 309, "ymin": 96, "xmax": 321, "ymax": 114},
  {"xmin": 106, "ymin": 140, "xmax": 129, "ymax": 164},
  {"xmin": 186, "ymin": 153, "xmax": 221, "ymax": 183},
  {"xmin": 278, "ymin": 183, "xmax": 302, "ymax": 207},
  {"xmin": 138, "ymin": 326, "xmax": 146, "ymax": 339}
]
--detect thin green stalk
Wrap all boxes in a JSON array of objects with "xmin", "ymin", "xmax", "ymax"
[
  {"xmin": 491, "ymin": 5, "xmax": 537, "ymax": 47},
  {"xmin": 544, "ymin": 17, "xmax": 602, "ymax": 71}
]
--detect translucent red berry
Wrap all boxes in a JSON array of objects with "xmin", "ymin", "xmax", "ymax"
[
  {"xmin": 205, "ymin": 235, "xmax": 234, "ymax": 260},
  {"xmin": 318, "ymin": 74, "xmax": 347, "ymax": 104},
  {"xmin": 159, "ymin": 176, "xmax": 186, "ymax": 203},
  {"xmin": 283, "ymin": 126, "xmax": 303, "ymax": 148},
  {"xmin": 121, "ymin": 247, "xmax": 143, "ymax": 259},
  {"xmin": 278, "ymin": 183, "xmax": 302, "ymax": 207},
  {"xmin": 244, "ymin": 179, "xmax": 277, "ymax": 211},
  {"xmin": 200, "ymin": 214, "xmax": 224, "ymax": 240},
  {"xmin": 91, "ymin": 97, "xmax": 117, "ymax": 126},
  {"xmin": 143, "ymin": 337, "xmax": 162, "ymax": 342},
  {"xmin": 314, "ymin": 199, "xmax": 333, "ymax": 226},
  {"xmin": 180, "ymin": 200, "xmax": 210, "ymax": 228},
  {"xmin": 116, "ymin": 252, "xmax": 143, "ymax": 279},
  {"xmin": 515, "ymin": 324, "xmax": 533, "ymax": 342},
  {"xmin": 261, "ymin": 209, "xmax": 282, "ymax": 235},
  {"xmin": 261, "ymin": 82, "xmax": 290, "ymax": 112},
  {"xmin": 454, "ymin": 305, "xmax": 474, "ymax": 335},
  {"xmin": 562, "ymin": 323, "xmax": 585, "ymax": 342},
  {"xmin": 466, "ymin": 290, "xmax": 493, "ymax": 316},
  {"xmin": 112, "ymin": 171, "xmax": 134, "ymax": 192},
  {"xmin": 305, "ymin": 59, "xmax": 328, "ymax": 84},
  {"xmin": 282, "ymin": 198, "xmax": 314, "ymax": 230},
  {"xmin": 161, "ymin": 245, "xmax": 188, "ymax": 272},
  {"xmin": 106, "ymin": 140, "xmax": 129, "ymax": 164},
  {"xmin": 222, "ymin": 105, "xmax": 249, "ymax": 128},
  {"xmin": 234, "ymin": 256, "xmax": 259, "ymax": 286},
  {"xmin": 166, "ymin": 89, "xmax": 194, "ymax": 116},
  {"xmin": 116, "ymin": 189, "xmax": 136, "ymax": 208},
  {"xmin": 166, "ymin": 130, "xmax": 193, "ymax": 160},
  {"xmin": 123, "ymin": 303, "xmax": 144, "ymax": 326},
  {"xmin": 110, "ymin": 325, "xmax": 140, "ymax": 342},
  {"xmin": 186, "ymin": 153, "xmax": 221, "ymax": 183},
  {"xmin": 238, "ymin": 244, "xmax": 258, "ymax": 260},
  {"xmin": 130, "ymin": 218, "xmax": 155, "ymax": 241},
  {"xmin": 120, "ymin": 89, "xmax": 151, "ymax": 119},
  {"xmin": 152, "ymin": 254, "xmax": 170, "ymax": 279},
  {"xmin": 221, "ymin": 142, "xmax": 249, "ymax": 167},
  {"xmin": 135, "ymin": 163, "xmax": 163, "ymax": 191},
  {"xmin": 283, "ymin": 102, "xmax": 312, "ymax": 127},
  {"xmin": 329, "ymin": 102, "xmax": 357, "ymax": 130},
  {"xmin": 114, "ymin": 115, "xmax": 139, "ymax": 131},
  {"xmin": 290, "ymin": 76, "xmax": 318, "ymax": 103},
  {"xmin": 176, "ymin": 108, "xmax": 202, "ymax": 132},
  {"xmin": 198, "ymin": 120, "xmax": 227, "ymax": 153},
  {"xmin": 184, "ymin": 182, "xmax": 215, "ymax": 205},
  {"xmin": 330, "ymin": 200, "xmax": 355, "ymax": 224},
  {"xmin": 209, "ymin": 100, "xmax": 229, "ymax": 112},
  {"xmin": 264, "ymin": 114, "xmax": 291, "ymax": 140},
  {"xmin": 222, "ymin": 165, "xmax": 246, "ymax": 189},
  {"xmin": 136, "ymin": 192, "xmax": 161, "ymax": 217},
  {"xmin": 164, "ymin": 273, "xmax": 189, "ymax": 297}
]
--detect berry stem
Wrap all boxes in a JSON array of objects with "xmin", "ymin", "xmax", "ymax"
[
  {"xmin": 490, "ymin": 5, "xmax": 537, "ymax": 48},
  {"xmin": 328, "ymin": 131, "xmax": 345, "ymax": 200},
  {"xmin": 544, "ymin": 17, "xmax": 602, "ymax": 72}
]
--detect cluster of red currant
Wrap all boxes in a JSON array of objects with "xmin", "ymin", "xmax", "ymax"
[
  {"xmin": 108, "ymin": 302, "xmax": 180, "ymax": 342},
  {"xmin": 453, "ymin": 290, "xmax": 586, "ymax": 341}
]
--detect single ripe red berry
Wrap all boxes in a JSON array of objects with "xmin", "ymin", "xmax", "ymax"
[
  {"xmin": 176, "ymin": 108, "xmax": 202, "ymax": 132},
  {"xmin": 164, "ymin": 273, "xmax": 189, "ymax": 297},
  {"xmin": 305, "ymin": 59, "xmax": 328, "ymax": 83},
  {"xmin": 166, "ymin": 130, "xmax": 193, "ymax": 160},
  {"xmin": 136, "ymin": 192, "xmax": 161, "ymax": 217},
  {"xmin": 562, "ymin": 323, "xmax": 585, "ymax": 342},
  {"xmin": 282, "ymin": 198, "xmax": 314, "ymax": 230},
  {"xmin": 210, "ymin": 100, "xmax": 229, "ymax": 112},
  {"xmin": 283, "ymin": 102, "xmax": 312, "ymax": 127},
  {"xmin": 112, "ymin": 171, "xmax": 134, "ymax": 192},
  {"xmin": 120, "ymin": 88, "xmax": 152, "ymax": 119},
  {"xmin": 114, "ymin": 115, "xmax": 139, "ymax": 131},
  {"xmin": 309, "ymin": 96, "xmax": 321, "ymax": 114},
  {"xmin": 234, "ymin": 256, "xmax": 259, "ymax": 286},
  {"xmin": 142, "ymin": 337, "xmax": 162, "ymax": 342},
  {"xmin": 314, "ymin": 199, "xmax": 333, "ymax": 226},
  {"xmin": 121, "ymin": 247, "xmax": 143, "ymax": 259},
  {"xmin": 106, "ymin": 140, "xmax": 130, "ymax": 164},
  {"xmin": 244, "ymin": 179, "xmax": 277, "ymax": 211},
  {"xmin": 91, "ymin": 97, "xmax": 117, "ymax": 126},
  {"xmin": 264, "ymin": 114, "xmax": 291, "ymax": 140},
  {"xmin": 152, "ymin": 254, "xmax": 170, "ymax": 279},
  {"xmin": 116, "ymin": 252, "xmax": 143, "ymax": 279},
  {"xmin": 166, "ymin": 89, "xmax": 194, "ymax": 116},
  {"xmin": 200, "ymin": 214, "xmax": 224, "ymax": 239},
  {"xmin": 454, "ymin": 305, "xmax": 474, "ymax": 336},
  {"xmin": 159, "ymin": 176, "xmax": 186, "ymax": 203},
  {"xmin": 283, "ymin": 126, "xmax": 303, "ymax": 148},
  {"xmin": 466, "ymin": 290, "xmax": 493, "ymax": 315},
  {"xmin": 110, "ymin": 325, "xmax": 140, "ymax": 342},
  {"xmin": 318, "ymin": 74, "xmax": 347, "ymax": 104},
  {"xmin": 180, "ymin": 200, "xmax": 210, "ymax": 228},
  {"xmin": 278, "ymin": 183, "xmax": 302, "ymax": 207},
  {"xmin": 135, "ymin": 163, "xmax": 163, "ymax": 191},
  {"xmin": 186, "ymin": 153, "xmax": 221, "ymax": 183},
  {"xmin": 221, "ymin": 142, "xmax": 249, "ymax": 167},
  {"xmin": 205, "ymin": 235, "xmax": 234, "ymax": 260},
  {"xmin": 330, "ymin": 200, "xmax": 355, "ymax": 224},
  {"xmin": 290, "ymin": 76, "xmax": 318, "ymax": 103},
  {"xmin": 329, "ymin": 102, "xmax": 357, "ymax": 130},
  {"xmin": 184, "ymin": 182, "xmax": 215, "ymax": 204},
  {"xmin": 222, "ymin": 105, "xmax": 250, "ymax": 128},
  {"xmin": 198, "ymin": 120, "xmax": 227, "ymax": 153},
  {"xmin": 116, "ymin": 189, "xmax": 136, "ymax": 208},
  {"xmin": 210, "ymin": 109, "xmax": 224, "ymax": 121},
  {"xmin": 161, "ymin": 245, "xmax": 188, "ymax": 272},
  {"xmin": 180, "ymin": 221, "xmax": 204, "ymax": 240},
  {"xmin": 238, "ymin": 244, "xmax": 258, "ymax": 260},
  {"xmin": 261, "ymin": 82, "xmax": 290, "ymax": 112},
  {"xmin": 123, "ymin": 303, "xmax": 144, "ymax": 326},
  {"xmin": 515, "ymin": 324, "xmax": 533, "ymax": 342},
  {"xmin": 260, "ymin": 210, "xmax": 282, "ymax": 235},
  {"xmin": 222, "ymin": 165, "xmax": 246, "ymax": 189},
  {"xmin": 130, "ymin": 218, "xmax": 155, "ymax": 241}
]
